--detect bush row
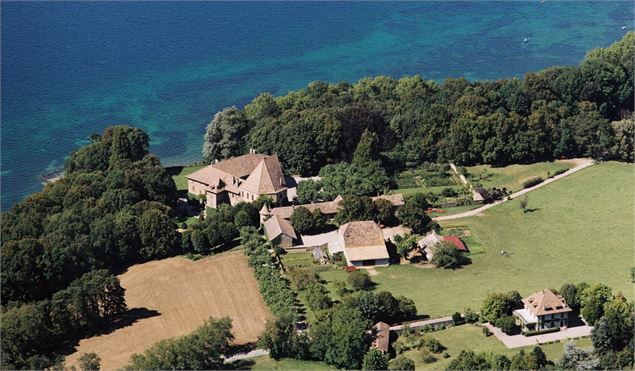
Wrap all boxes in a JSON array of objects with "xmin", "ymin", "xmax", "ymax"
[
  {"xmin": 522, "ymin": 177, "xmax": 544, "ymax": 189},
  {"xmin": 240, "ymin": 228, "xmax": 297, "ymax": 318},
  {"xmin": 522, "ymin": 327, "xmax": 560, "ymax": 336}
]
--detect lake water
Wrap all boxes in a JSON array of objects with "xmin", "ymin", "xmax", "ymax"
[{"xmin": 1, "ymin": 1, "xmax": 631, "ymax": 210}]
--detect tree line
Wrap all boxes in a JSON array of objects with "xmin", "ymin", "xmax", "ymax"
[
  {"xmin": 1, "ymin": 270, "xmax": 126, "ymax": 369},
  {"xmin": 202, "ymin": 32, "xmax": 634, "ymax": 179},
  {"xmin": 1, "ymin": 126, "xmax": 180, "ymax": 305}
]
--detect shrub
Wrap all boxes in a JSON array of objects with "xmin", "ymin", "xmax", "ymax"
[
  {"xmin": 452, "ymin": 312, "xmax": 464, "ymax": 325},
  {"xmin": 78, "ymin": 352, "xmax": 101, "ymax": 371},
  {"xmin": 464, "ymin": 308, "xmax": 479, "ymax": 323},
  {"xmin": 431, "ymin": 242, "xmax": 471, "ymax": 269},
  {"xmin": 421, "ymin": 350, "xmax": 437, "ymax": 364},
  {"xmin": 424, "ymin": 338, "xmax": 445, "ymax": 353},
  {"xmin": 389, "ymin": 355, "xmax": 415, "ymax": 370},
  {"xmin": 288, "ymin": 267, "xmax": 320, "ymax": 291},
  {"xmin": 494, "ymin": 315, "xmax": 517, "ymax": 335},
  {"xmin": 443, "ymin": 351, "xmax": 450, "ymax": 358},
  {"xmin": 522, "ymin": 177, "xmax": 543, "ymax": 188},
  {"xmin": 361, "ymin": 348, "xmax": 388, "ymax": 370},
  {"xmin": 552, "ymin": 168, "xmax": 568, "ymax": 177},
  {"xmin": 347, "ymin": 270, "xmax": 373, "ymax": 291},
  {"xmin": 304, "ymin": 283, "xmax": 332, "ymax": 311},
  {"xmin": 483, "ymin": 327, "xmax": 492, "ymax": 337}
]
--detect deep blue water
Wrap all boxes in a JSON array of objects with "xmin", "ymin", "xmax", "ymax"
[{"xmin": 1, "ymin": 1, "xmax": 631, "ymax": 210}]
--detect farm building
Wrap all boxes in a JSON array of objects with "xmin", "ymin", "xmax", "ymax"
[
  {"xmin": 513, "ymin": 289, "xmax": 572, "ymax": 332},
  {"xmin": 339, "ymin": 221, "xmax": 390, "ymax": 267},
  {"xmin": 261, "ymin": 194, "xmax": 404, "ymax": 222},
  {"xmin": 262, "ymin": 215, "xmax": 299, "ymax": 248},
  {"xmin": 187, "ymin": 151, "xmax": 287, "ymax": 208},
  {"xmin": 418, "ymin": 231, "xmax": 468, "ymax": 260},
  {"xmin": 370, "ymin": 322, "xmax": 391, "ymax": 353},
  {"xmin": 260, "ymin": 195, "xmax": 343, "ymax": 221}
]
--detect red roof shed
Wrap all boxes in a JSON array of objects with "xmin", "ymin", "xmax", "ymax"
[{"xmin": 442, "ymin": 236, "xmax": 468, "ymax": 252}]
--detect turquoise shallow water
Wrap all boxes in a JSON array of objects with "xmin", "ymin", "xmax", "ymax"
[{"xmin": 1, "ymin": 1, "xmax": 632, "ymax": 210}]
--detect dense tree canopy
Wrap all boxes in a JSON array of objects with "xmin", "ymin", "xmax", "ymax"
[
  {"xmin": 1, "ymin": 126, "xmax": 178, "ymax": 305},
  {"xmin": 204, "ymin": 33, "xmax": 633, "ymax": 178},
  {"xmin": 202, "ymin": 106, "xmax": 253, "ymax": 163},
  {"xmin": 1, "ymin": 270, "xmax": 126, "ymax": 369}
]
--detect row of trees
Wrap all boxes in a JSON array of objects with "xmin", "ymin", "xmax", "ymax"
[
  {"xmin": 123, "ymin": 317, "xmax": 234, "ymax": 370},
  {"xmin": 202, "ymin": 33, "xmax": 634, "ymax": 179},
  {"xmin": 447, "ymin": 347, "xmax": 551, "ymax": 370},
  {"xmin": 1, "ymin": 270, "xmax": 127, "ymax": 369},
  {"xmin": 241, "ymin": 228, "xmax": 297, "ymax": 318},
  {"xmin": 2, "ymin": 126, "xmax": 180, "ymax": 304}
]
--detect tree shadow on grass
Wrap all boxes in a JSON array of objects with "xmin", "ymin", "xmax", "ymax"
[{"xmin": 524, "ymin": 207, "xmax": 541, "ymax": 213}]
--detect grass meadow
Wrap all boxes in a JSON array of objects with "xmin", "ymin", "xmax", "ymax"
[
  {"xmin": 465, "ymin": 160, "xmax": 573, "ymax": 192},
  {"xmin": 168, "ymin": 164, "xmax": 206, "ymax": 191},
  {"xmin": 302, "ymin": 162, "xmax": 633, "ymax": 317}
]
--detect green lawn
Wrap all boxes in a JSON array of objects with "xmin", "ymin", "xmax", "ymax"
[
  {"xmin": 245, "ymin": 325, "xmax": 591, "ymax": 371},
  {"xmin": 249, "ymin": 356, "xmax": 335, "ymax": 370},
  {"xmin": 176, "ymin": 215, "xmax": 200, "ymax": 228},
  {"xmin": 167, "ymin": 164, "xmax": 206, "ymax": 191},
  {"xmin": 427, "ymin": 204, "xmax": 481, "ymax": 218},
  {"xmin": 304, "ymin": 162, "xmax": 634, "ymax": 317},
  {"xmin": 465, "ymin": 160, "xmax": 573, "ymax": 192},
  {"xmin": 402, "ymin": 325, "xmax": 592, "ymax": 370}
]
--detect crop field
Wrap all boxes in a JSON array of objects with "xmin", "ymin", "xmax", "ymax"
[
  {"xmin": 307, "ymin": 162, "xmax": 633, "ymax": 317},
  {"xmin": 65, "ymin": 251, "xmax": 271, "ymax": 370}
]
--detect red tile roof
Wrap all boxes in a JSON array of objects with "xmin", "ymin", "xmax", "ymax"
[{"xmin": 442, "ymin": 236, "xmax": 467, "ymax": 251}]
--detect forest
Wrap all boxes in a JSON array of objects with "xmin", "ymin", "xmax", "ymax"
[{"xmin": 202, "ymin": 32, "xmax": 633, "ymax": 176}]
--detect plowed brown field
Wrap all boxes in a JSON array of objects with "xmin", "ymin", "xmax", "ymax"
[{"xmin": 65, "ymin": 250, "xmax": 271, "ymax": 370}]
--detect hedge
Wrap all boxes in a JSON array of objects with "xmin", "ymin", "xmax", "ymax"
[
  {"xmin": 522, "ymin": 177, "xmax": 544, "ymax": 189},
  {"xmin": 521, "ymin": 327, "xmax": 560, "ymax": 336}
]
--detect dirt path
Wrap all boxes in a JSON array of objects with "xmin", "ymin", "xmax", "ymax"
[{"xmin": 433, "ymin": 158, "xmax": 594, "ymax": 222}]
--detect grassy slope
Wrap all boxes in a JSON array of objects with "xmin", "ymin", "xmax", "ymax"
[
  {"xmin": 403, "ymin": 325, "xmax": 592, "ymax": 370},
  {"xmin": 466, "ymin": 160, "xmax": 573, "ymax": 192},
  {"xmin": 321, "ymin": 162, "xmax": 633, "ymax": 317},
  {"xmin": 168, "ymin": 164, "xmax": 206, "ymax": 191}
]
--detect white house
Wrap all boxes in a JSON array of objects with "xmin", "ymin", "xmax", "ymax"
[{"xmin": 513, "ymin": 289, "xmax": 572, "ymax": 331}]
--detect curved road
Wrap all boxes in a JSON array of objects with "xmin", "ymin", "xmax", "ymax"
[{"xmin": 433, "ymin": 158, "xmax": 595, "ymax": 221}]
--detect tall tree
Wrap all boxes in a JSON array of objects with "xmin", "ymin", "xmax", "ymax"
[{"xmin": 202, "ymin": 107, "xmax": 252, "ymax": 163}]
